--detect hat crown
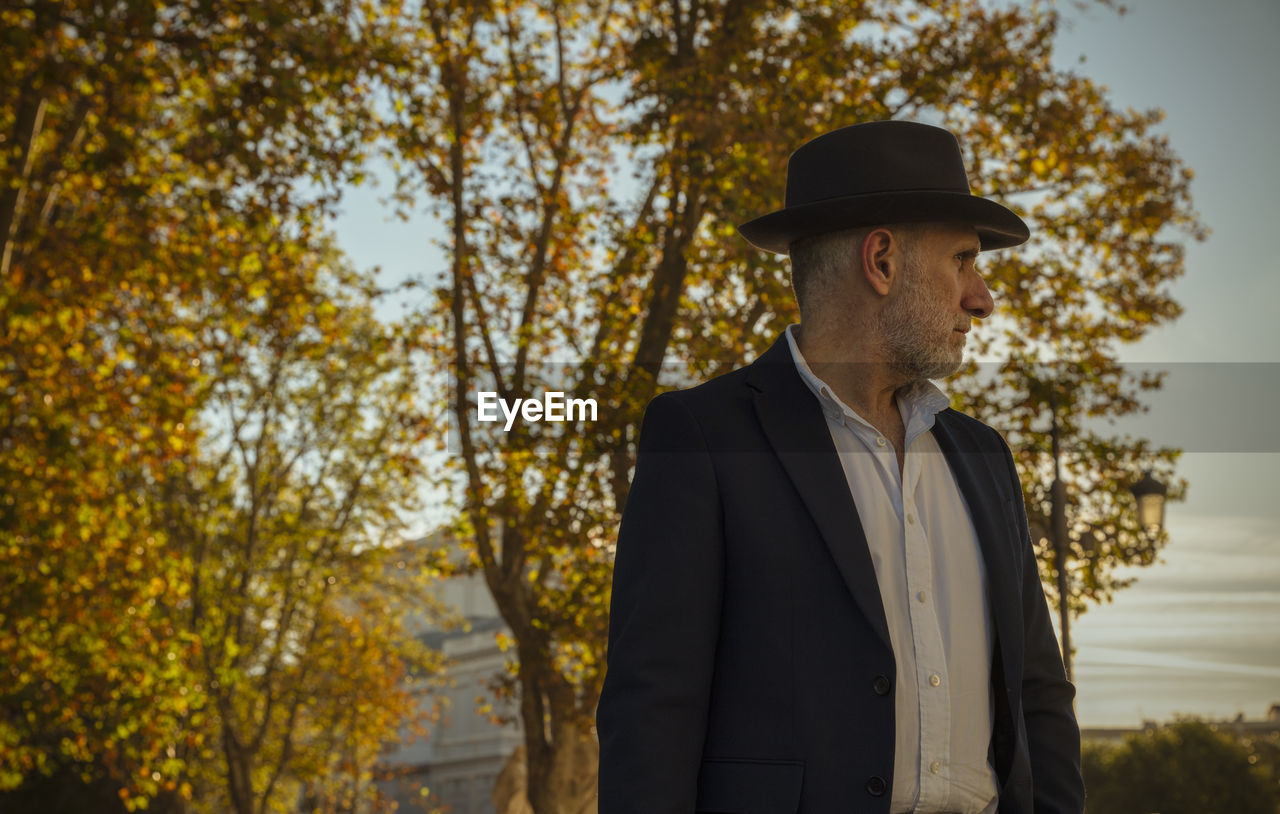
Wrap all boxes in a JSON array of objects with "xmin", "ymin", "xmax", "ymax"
[
  {"xmin": 736, "ymin": 119, "xmax": 1028, "ymax": 254},
  {"xmin": 785, "ymin": 121, "xmax": 973, "ymax": 208}
]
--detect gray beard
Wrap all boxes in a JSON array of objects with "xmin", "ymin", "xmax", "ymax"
[{"xmin": 877, "ymin": 269, "xmax": 964, "ymax": 382}]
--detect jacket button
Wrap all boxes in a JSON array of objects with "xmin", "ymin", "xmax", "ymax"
[
  {"xmin": 866, "ymin": 775, "xmax": 887, "ymax": 796},
  {"xmin": 872, "ymin": 675, "xmax": 891, "ymax": 695}
]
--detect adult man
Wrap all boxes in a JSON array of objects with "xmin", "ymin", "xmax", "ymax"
[{"xmin": 596, "ymin": 121, "xmax": 1083, "ymax": 814}]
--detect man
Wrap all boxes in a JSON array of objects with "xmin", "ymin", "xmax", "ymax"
[{"xmin": 596, "ymin": 121, "xmax": 1084, "ymax": 814}]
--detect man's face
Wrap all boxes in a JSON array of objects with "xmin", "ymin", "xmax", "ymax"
[{"xmin": 878, "ymin": 223, "xmax": 993, "ymax": 381}]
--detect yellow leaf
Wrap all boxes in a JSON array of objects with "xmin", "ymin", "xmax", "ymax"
[{"xmin": 248, "ymin": 279, "xmax": 269, "ymax": 299}]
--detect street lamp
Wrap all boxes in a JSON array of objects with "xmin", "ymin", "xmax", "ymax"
[
  {"xmin": 1048, "ymin": 389, "xmax": 1072, "ymax": 681},
  {"xmin": 1047, "ymin": 385, "xmax": 1168, "ymax": 682},
  {"xmin": 1130, "ymin": 470, "xmax": 1168, "ymax": 539}
]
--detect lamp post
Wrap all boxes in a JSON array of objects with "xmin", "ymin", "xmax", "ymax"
[
  {"xmin": 1048, "ymin": 389, "xmax": 1072, "ymax": 681},
  {"xmin": 1047, "ymin": 389, "xmax": 1167, "ymax": 682},
  {"xmin": 1130, "ymin": 471, "xmax": 1169, "ymax": 539}
]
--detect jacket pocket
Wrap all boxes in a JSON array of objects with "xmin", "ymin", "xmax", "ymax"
[{"xmin": 694, "ymin": 757, "xmax": 804, "ymax": 814}]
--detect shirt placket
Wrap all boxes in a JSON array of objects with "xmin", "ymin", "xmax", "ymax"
[{"xmin": 902, "ymin": 435, "xmax": 951, "ymax": 812}]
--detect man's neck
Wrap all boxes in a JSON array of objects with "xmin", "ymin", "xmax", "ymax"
[{"xmin": 793, "ymin": 321, "xmax": 911, "ymax": 433}]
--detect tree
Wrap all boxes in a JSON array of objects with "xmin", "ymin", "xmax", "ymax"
[
  {"xmin": 153, "ymin": 243, "xmax": 446, "ymax": 814},
  {"xmin": 1, "ymin": 0, "xmax": 433, "ymax": 806},
  {"xmin": 394, "ymin": 0, "xmax": 1203, "ymax": 811},
  {"xmin": 390, "ymin": 0, "xmax": 625, "ymax": 808},
  {"xmin": 1242, "ymin": 729, "xmax": 1280, "ymax": 803},
  {"xmin": 1082, "ymin": 721, "xmax": 1280, "ymax": 814}
]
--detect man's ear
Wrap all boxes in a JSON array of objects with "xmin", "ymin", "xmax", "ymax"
[{"xmin": 859, "ymin": 228, "xmax": 896, "ymax": 297}]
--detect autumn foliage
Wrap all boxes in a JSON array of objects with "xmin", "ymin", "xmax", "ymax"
[
  {"xmin": 4, "ymin": 0, "xmax": 1204, "ymax": 812},
  {"xmin": 2, "ymin": 1, "xmax": 443, "ymax": 811},
  {"xmin": 394, "ymin": 0, "xmax": 1201, "ymax": 811}
]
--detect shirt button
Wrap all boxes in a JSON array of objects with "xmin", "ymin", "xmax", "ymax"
[
  {"xmin": 917, "ymin": 590, "xmax": 927, "ymax": 603},
  {"xmin": 907, "ymin": 514, "xmax": 916, "ymax": 525},
  {"xmin": 875, "ymin": 436, "xmax": 886, "ymax": 447},
  {"xmin": 930, "ymin": 761, "xmax": 941, "ymax": 775},
  {"xmin": 929, "ymin": 673, "xmax": 941, "ymax": 687}
]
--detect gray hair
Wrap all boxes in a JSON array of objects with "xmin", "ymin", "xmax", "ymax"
[{"xmin": 787, "ymin": 223, "xmax": 922, "ymax": 316}]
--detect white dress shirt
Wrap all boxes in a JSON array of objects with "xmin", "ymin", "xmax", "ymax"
[{"xmin": 787, "ymin": 325, "xmax": 999, "ymax": 814}]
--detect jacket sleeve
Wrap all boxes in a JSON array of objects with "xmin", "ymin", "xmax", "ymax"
[
  {"xmin": 597, "ymin": 392, "xmax": 724, "ymax": 814},
  {"xmin": 998, "ymin": 433, "xmax": 1086, "ymax": 814}
]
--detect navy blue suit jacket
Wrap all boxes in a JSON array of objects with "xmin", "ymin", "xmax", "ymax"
[{"xmin": 597, "ymin": 336, "xmax": 1084, "ymax": 814}]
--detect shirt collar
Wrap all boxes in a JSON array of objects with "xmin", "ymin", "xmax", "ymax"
[{"xmin": 784, "ymin": 323, "xmax": 951, "ymax": 441}]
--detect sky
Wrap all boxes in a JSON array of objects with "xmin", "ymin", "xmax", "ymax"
[
  {"xmin": 329, "ymin": 0, "xmax": 1280, "ymax": 727},
  {"xmin": 1044, "ymin": 0, "xmax": 1280, "ymax": 727}
]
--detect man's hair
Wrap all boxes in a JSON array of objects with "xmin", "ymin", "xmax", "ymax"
[{"xmin": 787, "ymin": 223, "xmax": 923, "ymax": 316}]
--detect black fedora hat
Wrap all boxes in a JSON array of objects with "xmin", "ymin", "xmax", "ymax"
[{"xmin": 737, "ymin": 121, "xmax": 1029, "ymax": 254}]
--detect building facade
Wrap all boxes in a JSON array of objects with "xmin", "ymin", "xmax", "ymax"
[{"xmin": 378, "ymin": 551, "xmax": 523, "ymax": 814}]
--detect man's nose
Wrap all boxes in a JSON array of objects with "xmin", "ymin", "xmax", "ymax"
[{"xmin": 963, "ymin": 273, "xmax": 995, "ymax": 319}]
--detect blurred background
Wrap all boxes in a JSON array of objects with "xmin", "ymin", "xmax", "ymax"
[{"xmin": 2, "ymin": 0, "xmax": 1276, "ymax": 812}]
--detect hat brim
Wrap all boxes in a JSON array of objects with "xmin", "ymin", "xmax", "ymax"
[{"xmin": 737, "ymin": 190, "xmax": 1030, "ymax": 254}]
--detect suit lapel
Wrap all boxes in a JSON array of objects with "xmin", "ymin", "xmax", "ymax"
[
  {"xmin": 930, "ymin": 410, "xmax": 1022, "ymax": 695},
  {"xmin": 745, "ymin": 338, "xmax": 893, "ymax": 652},
  {"xmin": 745, "ymin": 336, "xmax": 1026, "ymax": 772}
]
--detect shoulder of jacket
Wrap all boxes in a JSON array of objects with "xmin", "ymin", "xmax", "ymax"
[
  {"xmin": 937, "ymin": 407, "xmax": 1008, "ymax": 451},
  {"xmin": 650, "ymin": 364, "xmax": 754, "ymax": 414}
]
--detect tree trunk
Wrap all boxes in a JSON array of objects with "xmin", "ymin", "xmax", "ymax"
[{"xmin": 496, "ymin": 733, "xmax": 598, "ymax": 814}]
